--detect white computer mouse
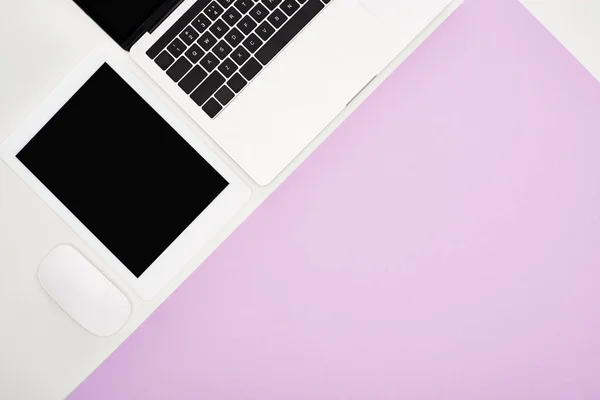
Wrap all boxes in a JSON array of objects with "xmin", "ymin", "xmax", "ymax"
[{"xmin": 38, "ymin": 244, "xmax": 131, "ymax": 337}]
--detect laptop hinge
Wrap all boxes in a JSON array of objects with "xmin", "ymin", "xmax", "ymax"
[
  {"xmin": 122, "ymin": 0, "xmax": 185, "ymax": 50},
  {"xmin": 145, "ymin": 0, "xmax": 187, "ymax": 34}
]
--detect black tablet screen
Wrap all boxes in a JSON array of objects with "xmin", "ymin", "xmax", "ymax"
[{"xmin": 17, "ymin": 64, "xmax": 228, "ymax": 278}]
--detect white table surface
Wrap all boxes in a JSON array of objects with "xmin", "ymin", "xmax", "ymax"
[
  {"xmin": 0, "ymin": 1, "xmax": 597, "ymax": 398},
  {"xmin": 521, "ymin": 0, "xmax": 600, "ymax": 82}
]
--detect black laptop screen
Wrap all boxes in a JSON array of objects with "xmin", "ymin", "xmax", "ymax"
[{"xmin": 73, "ymin": 0, "xmax": 171, "ymax": 47}]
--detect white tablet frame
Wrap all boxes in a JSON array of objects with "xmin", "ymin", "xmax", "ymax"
[{"xmin": 0, "ymin": 46, "xmax": 251, "ymax": 300}]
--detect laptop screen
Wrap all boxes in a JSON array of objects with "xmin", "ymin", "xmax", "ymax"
[{"xmin": 73, "ymin": 0, "xmax": 172, "ymax": 47}]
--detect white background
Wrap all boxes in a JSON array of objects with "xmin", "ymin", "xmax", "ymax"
[
  {"xmin": 0, "ymin": 0, "xmax": 598, "ymax": 398},
  {"xmin": 521, "ymin": 0, "xmax": 600, "ymax": 82}
]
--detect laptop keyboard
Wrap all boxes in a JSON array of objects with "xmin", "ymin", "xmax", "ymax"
[{"xmin": 146, "ymin": 0, "xmax": 331, "ymax": 119}]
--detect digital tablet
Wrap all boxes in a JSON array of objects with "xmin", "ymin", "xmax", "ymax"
[{"xmin": 0, "ymin": 48, "xmax": 251, "ymax": 300}]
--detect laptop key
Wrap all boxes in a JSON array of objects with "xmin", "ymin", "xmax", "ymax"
[
  {"xmin": 281, "ymin": 0, "xmax": 300, "ymax": 16},
  {"xmin": 223, "ymin": 7, "xmax": 242, "ymax": 26},
  {"xmin": 210, "ymin": 19, "xmax": 229, "ymax": 39},
  {"xmin": 179, "ymin": 26, "xmax": 199, "ymax": 45},
  {"xmin": 205, "ymin": 2, "xmax": 225, "ymax": 20},
  {"xmin": 198, "ymin": 31, "xmax": 217, "ymax": 51},
  {"xmin": 227, "ymin": 73, "xmax": 247, "ymax": 93},
  {"xmin": 237, "ymin": 15, "xmax": 257, "ymax": 35},
  {"xmin": 217, "ymin": 0, "xmax": 235, "ymax": 7},
  {"xmin": 192, "ymin": 13, "xmax": 212, "ymax": 33},
  {"xmin": 154, "ymin": 51, "xmax": 175, "ymax": 70},
  {"xmin": 255, "ymin": 21, "xmax": 275, "ymax": 41},
  {"xmin": 262, "ymin": 0, "xmax": 283, "ymax": 10},
  {"xmin": 179, "ymin": 65, "xmax": 208, "ymax": 93},
  {"xmin": 214, "ymin": 40, "xmax": 233, "ymax": 60},
  {"xmin": 167, "ymin": 57, "xmax": 193, "ymax": 82},
  {"xmin": 191, "ymin": 72, "xmax": 226, "ymax": 107},
  {"xmin": 234, "ymin": 0, "xmax": 254, "ymax": 14},
  {"xmin": 202, "ymin": 98, "xmax": 223, "ymax": 118},
  {"xmin": 200, "ymin": 52, "xmax": 220, "ymax": 71},
  {"xmin": 224, "ymin": 28, "xmax": 244, "ymax": 48},
  {"xmin": 243, "ymin": 33, "xmax": 263, "ymax": 53},
  {"xmin": 240, "ymin": 57, "xmax": 262, "ymax": 81},
  {"xmin": 185, "ymin": 44, "xmax": 205, "ymax": 63},
  {"xmin": 267, "ymin": 8, "xmax": 287, "ymax": 28},
  {"xmin": 249, "ymin": 3, "xmax": 269, "ymax": 22},
  {"xmin": 167, "ymin": 38, "xmax": 186, "ymax": 58},
  {"xmin": 231, "ymin": 46, "xmax": 250, "ymax": 66},
  {"xmin": 218, "ymin": 58, "xmax": 238, "ymax": 78},
  {"xmin": 215, "ymin": 85, "xmax": 235, "ymax": 106},
  {"xmin": 256, "ymin": 0, "xmax": 323, "ymax": 65}
]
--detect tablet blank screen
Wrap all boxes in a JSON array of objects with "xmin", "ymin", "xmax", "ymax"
[{"xmin": 17, "ymin": 64, "xmax": 229, "ymax": 278}]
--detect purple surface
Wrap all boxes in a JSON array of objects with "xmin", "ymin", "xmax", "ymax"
[{"xmin": 71, "ymin": 1, "xmax": 600, "ymax": 399}]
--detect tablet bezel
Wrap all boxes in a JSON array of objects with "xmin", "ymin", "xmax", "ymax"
[{"xmin": 0, "ymin": 47, "xmax": 251, "ymax": 300}]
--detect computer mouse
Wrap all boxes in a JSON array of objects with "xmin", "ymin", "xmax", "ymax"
[{"xmin": 38, "ymin": 244, "xmax": 131, "ymax": 337}]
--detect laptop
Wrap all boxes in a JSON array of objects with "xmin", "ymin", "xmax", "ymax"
[{"xmin": 73, "ymin": 0, "xmax": 459, "ymax": 186}]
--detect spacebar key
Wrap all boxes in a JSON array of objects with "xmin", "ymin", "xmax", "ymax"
[
  {"xmin": 190, "ymin": 72, "xmax": 225, "ymax": 107},
  {"xmin": 255, "ymin": 0, "xmax": 324, "ymax": 65}
]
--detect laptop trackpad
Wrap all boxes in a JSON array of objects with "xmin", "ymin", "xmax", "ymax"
[{"xmin": 358, "ymin": 0, "xmax": 454, "ymax": 39}]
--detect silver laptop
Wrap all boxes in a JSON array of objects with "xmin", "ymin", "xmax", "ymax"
[{"xmin": 74, "ymin": 0, "xmax": 457, "ymax": 186}]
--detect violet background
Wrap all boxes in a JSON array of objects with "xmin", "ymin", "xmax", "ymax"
[{"xmin": 71, "ymin": 1, "xmax": 600, "ymax": 398}]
